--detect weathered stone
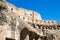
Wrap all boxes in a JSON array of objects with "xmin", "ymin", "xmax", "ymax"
[{"xmin": 0, "ymin": 0, "xmax": 60, "ymax": 40}]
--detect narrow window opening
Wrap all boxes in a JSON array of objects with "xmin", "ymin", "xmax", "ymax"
[
  {"xmin": 11, "ymin": 8, "xmax": 13, "ymax": 10},
  {"xmin": 30, "ymin": 14, "xmax": 32, "ymax": 16},
  {"xmin": 23, "ymin": 17, "xmax": 25, "ymax": 20}
]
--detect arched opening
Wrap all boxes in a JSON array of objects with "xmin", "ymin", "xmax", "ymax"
[
  {"xmin": 57, "ymin": 25, "xmax": 60, "ymax": 30},
  {"xmin": 28, "ymin": 31, "xmax": 34, "ymax": 40},
  {"xmin": 28, "ymin": 31, "xmax": 40, "ymax": 40},
  {"xmin": 20, "ymin": 28, "xmax": 28, "ymax": 40},
  {"xmin": 52, "ymin": 25, "xmax": 57, "ymax": 30},
  {"xmin": 11, "ymin": 8, "xmax": 13, "ymax": 11},
  {"xmin": 34, "ymin": 35, "xmax": 40, "ymax": 40}
]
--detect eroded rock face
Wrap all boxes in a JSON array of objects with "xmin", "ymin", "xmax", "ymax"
[
  {"xmin": 0, "ymin": 2, "xmax": 7, "ymax": 25},
  {"xmin": 0, "ymin": 0, "xmax": 18, "ymax": 31}
]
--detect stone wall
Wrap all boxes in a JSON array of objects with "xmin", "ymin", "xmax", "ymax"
[{"xmin": 0, "ymin": 0, "xmax": 60, "ymax": 40}]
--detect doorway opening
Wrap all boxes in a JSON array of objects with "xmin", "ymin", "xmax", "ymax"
[{"xmin": 6, "ymin": 38, "xmax": 15, "ymax": 40}]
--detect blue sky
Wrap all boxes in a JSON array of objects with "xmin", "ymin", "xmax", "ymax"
[{"xmin": 7, "ymin": 0, "xmax": 60, "ymax": 23}]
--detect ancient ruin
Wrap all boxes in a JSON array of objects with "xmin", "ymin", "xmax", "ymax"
[{"xmin": 0, "ymin": 0, "xmax": 60, "ymax": 40}]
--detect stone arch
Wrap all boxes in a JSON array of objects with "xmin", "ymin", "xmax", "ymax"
[
  {"xmin": 20, "ymin": 27, "xmax": 41, "ymax": 40},
  {"xmin": 52, "ymin": 25, "xmax": 57, "ymax": 30},
  {"xmin": 36, "ymin": 24, "xmax": 41, "ymax": 29},
  {"xmin": 28, "ymin": 31, "xmax": 35, "ymax": 40},
  {"xmin": 20, "ymin": 28, "xmax": 28, "ymax": 40},
  {"xmin": 44, "ymin": 34, "xmax": 55, "ymax": 40},
  {"xmin": 41, "ymin": 36, "xmax": 48, "ymax": 40},
  {"xmin": 57, "ymin": 25, "xmax": 60, "ymax": 30},
  {"xmin": 28, "ymin": 31, "xmax": 40, "ymax": 40},
  {"xmin": 34, "ymin": 35, "xmax": 40, "ymax": 40},
  {"xmin": 49, "ymin": 25, "xmax": 52, "ymax": 30}
]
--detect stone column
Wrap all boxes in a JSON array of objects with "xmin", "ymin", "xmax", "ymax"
[
  {"xmin": 24, "ymin": 34, "xmax": 29, "ymax": 40},
  {"xmin": 38, "ymin": 38, "xmax": 41, "ymax": 40}
]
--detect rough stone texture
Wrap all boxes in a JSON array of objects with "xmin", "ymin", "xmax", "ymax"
[
  {"xmin": 0, "ymin": 0, "xmax": 60, "ymax": 40},
  {"xmin": 0, "ymin": 0, "xmax": 41, "ymax": 40}
]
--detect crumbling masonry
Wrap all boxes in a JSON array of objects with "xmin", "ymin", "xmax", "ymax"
[{"xmin": 0, "ymin": 0, "xmax": 60, "ymax": 40}]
